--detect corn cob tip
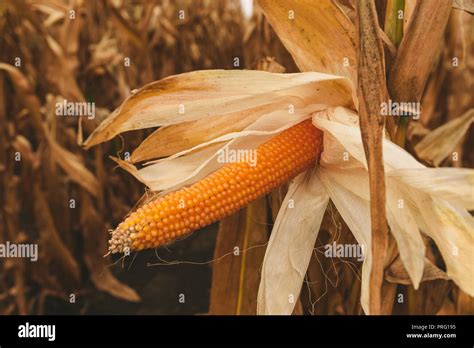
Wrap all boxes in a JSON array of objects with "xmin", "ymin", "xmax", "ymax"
[{"xmin": 108, "ymin": 227, "xmax": 132, "ymax": 254}]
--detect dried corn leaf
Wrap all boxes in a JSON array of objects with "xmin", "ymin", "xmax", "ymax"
[
  {"xmin": 388, "ymin": 0, "xmax": 453, "ymax": 103},
  {"xmin": 80, "ymin": 193, "xmax": 140, "ymax": 302},
  {"xmin": 258, "ymin": 0, "xmax": 356, "ymax": 83},
  {"xmin": 414, "ymin": 109, "xmax": 474, "ymax": 166},
  {"xmin": 453, "ymin": 0, "xmax": 474, "ymax": 14},
  {"xmin": 46, "ymin": 133, "xmax": 100, "ymax": 197},
  {"xmin": 456, "ymin": 289, "xmax": 474, "ymax": 314},
  {"xmin": 0, "ymin": 63, "xmax": 45, "ymax": 131},
  {"xmin": 386, "ymin": 256, "xmax": 450, "ymax": 285},
  {"xmin": 0, "ymin": 63, "xmax": 99, "ymax": 197},
  {"xmin": 108, "ymin": 3, "xmax": 144, "ymax": 50},
  {"xmin": 3, "ymin": 174, "xmax": 27, "ymax": 314},
  {"xmin": 406, "ymin": 279, "xmax": 451, "ymax": 314},
  {"xmin": 33, "ymin": 183, "xmax": 80, "ymax": 288}
]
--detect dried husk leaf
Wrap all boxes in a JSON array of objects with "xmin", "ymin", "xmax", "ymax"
[
  {"xmin": 131, "ymin": 99, "xmax": 333, "ymax": 163},
  {"xmin": 131, "ymin": 106, "xmax": 270, "ymax": 162},
  {"xmin": 257, "ymin": 171, "xmax": 329, "ymax": 314},
  {"xmin": 414, "ymin": 109, "xmax": 474, "ymax": 166},
  {"xmin": 313, "ymin": 107, "xmax": 474, "ymax": 311},
  {"xmin": 84, "ymin": 70, "xmax": 353, "ymax": 148},
  {"xmin": 322, "ymin": 164, "xmax": 425, "ymax": 287},
  {"xmin": 312, "ymin": 107, "xmax": 424, "ymax": 171},
  {"xmin": 320, "ymin": 169, "xmax": 425, "ymax": 309},
  {"xmin": 319, "ymin": 163, "xmax": 425, "ymax": 290},
  {"xmin": 313, "ymin": 108, "xmax": 424, "ymax": 294},
  {"xmin": 130, "ymin": 103, "xmax": 324, "ymax": 162}
]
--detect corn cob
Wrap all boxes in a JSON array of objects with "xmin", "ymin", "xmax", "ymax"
[{"xmin": 109, "ymin": 119, "xmax": 323, "ymax": 253}]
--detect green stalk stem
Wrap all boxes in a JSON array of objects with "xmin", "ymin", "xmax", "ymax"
[
  {"xmin": 385, "ymin": 0, "xmax": 408, "ymax": 146},
  {"xmin": 394, "ymin": 115, "xmax": 409, "ymax": 147},
  {"xmin": 384, "ymin": 0, "xmax": 405, "ymax": 47}
]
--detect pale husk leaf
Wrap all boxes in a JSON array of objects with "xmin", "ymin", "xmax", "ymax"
[
  {"xmin": 313, "ymin": 107, "xmax": 424, "ymax": 171},
  {"xmin": 313, "ymin": 107, "xmax": 474, "ymax": 298},
  {"xmin": 318, "ymin": 168, "xmax": 372, "ymax": 314},
  {"xmin": 116, "ymin": 110, "xmax": 314, "ymax": 192},
  {"xmin": 385, "ymin": 179, "xmax": 425, "ymax": 288},
  {"xmin": 257, "ymin": 170, "xmax": 329, "ymax": 315},
  {"xmin": 388, "ymin": 168, "xmax": 474, "ymax": 210},
  {"xmin": 313, "ymin": 108, "xmax": 425, "ymax": 290},
  {"xmin": 315, "ymin": 108, "xmax": 474, "ymax": 209},
  {"xmin": 320, "ymin": 165, "xmax": 425, "ymax": 290},
  {"xmin": 412, "ymin": 194, "xmax": 474, "ymax": 296}
]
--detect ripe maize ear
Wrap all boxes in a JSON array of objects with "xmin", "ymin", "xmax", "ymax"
[{"xmin": 109, "ymin": 119, "xmax": 323, "ymax": 253}]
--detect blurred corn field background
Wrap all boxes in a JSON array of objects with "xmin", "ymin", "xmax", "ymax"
[{"xmin": 0, "ymin": 0, "xmax": 472, "ymax": 315}]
